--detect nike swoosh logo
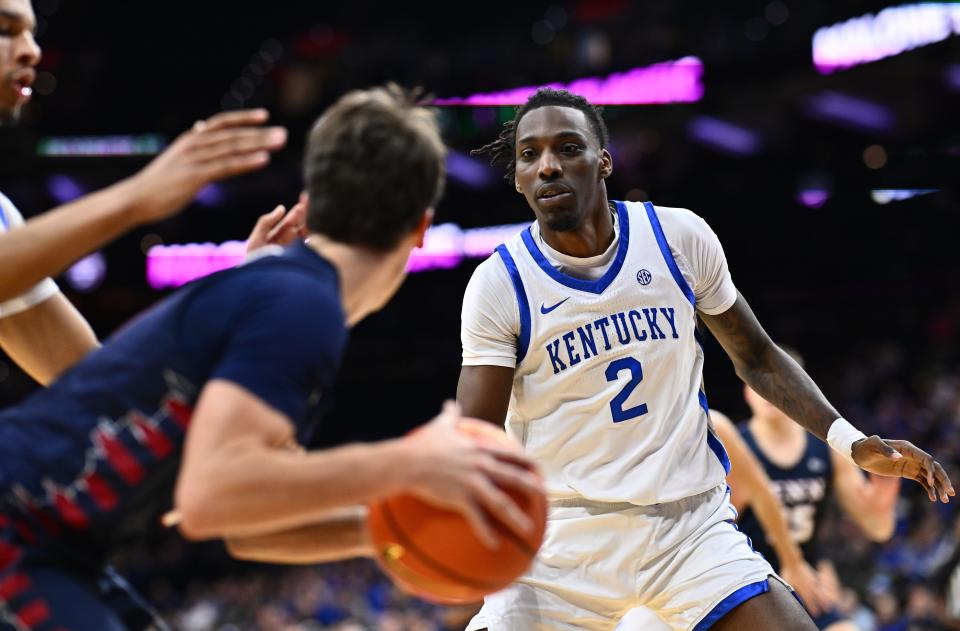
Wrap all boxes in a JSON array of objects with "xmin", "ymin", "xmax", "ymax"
[{"xmin": 540, "ymin": 297, "xmax": 570, "ymax": 314}]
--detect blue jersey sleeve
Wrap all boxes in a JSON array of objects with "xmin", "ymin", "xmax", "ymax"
[{"xmin": 204, "ymin": 269, "xmax": 347, "ymax": 425}]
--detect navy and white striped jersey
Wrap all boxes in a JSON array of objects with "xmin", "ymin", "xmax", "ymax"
[{"xmin": 0, "ymin": 242, "xmax": 348, "ymax": 564}]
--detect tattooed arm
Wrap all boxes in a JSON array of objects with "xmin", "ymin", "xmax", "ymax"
[
  {"xmin": 699, "ymin": 293, "xmax": 837, "ymax": 440},
  {"xmin": 700, "ymin": 292, "xmax": 953, "ymax": 503}
]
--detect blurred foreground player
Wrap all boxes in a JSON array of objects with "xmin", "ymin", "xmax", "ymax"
[
  {"xmin": 0, "ymin": 85, "xmax": 542, "ymax": 630},
  {"xmin": 458, "ymin": 88, "xmax": 953, "ymax": 630},
  {"xmin": 0, "ymin": 0, "xmax": 288, "ymax": 385}
]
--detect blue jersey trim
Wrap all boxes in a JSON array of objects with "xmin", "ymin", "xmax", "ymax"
[
  {"xmin": 519, "ymin": 200, "xmax": 630, "ymax": 295},
  {"xmin": 0, "ymin": 200, "xmax": 8, "ymax": 230},
  {"xmin": 723, "ymin": 489, "xmax": 773, "ymax": 565},
  {"xmin": 694, "ymin": 329, "xmax": 705, "ymax": 351},
  {"xmin": 698, "ymin": 389, "xmax": 709, "ymax": 414},
  {"xmin": 706, "ymin": 425, "xmax": 732, "ymax": 475},
  {"xmin": 693, "ymin": 579, "xmax": 770, "ymax": 631},
  {"xmin": 644, "ymin": 201, "xmax": 695, "ymax": 308},
  {"xmin": 724, "ymin": 485, "xmax": 739, "ymax": 520},
  {"xmin": 495, "ymin": 245, "xmax": 531, "ymax": 364},
  {"xmin": 701, "ymin": 390, "xmax": 731, "ymax": 474}
]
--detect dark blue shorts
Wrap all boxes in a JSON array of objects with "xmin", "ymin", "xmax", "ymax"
[{"xmin": 0, "ymin": 517, "xmax": 162, "ymax": 631}]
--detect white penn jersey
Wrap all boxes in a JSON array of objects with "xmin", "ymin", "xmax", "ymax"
[{"xmin": 466, "ymin": 201, "xmax": 733, "ymax": 505}]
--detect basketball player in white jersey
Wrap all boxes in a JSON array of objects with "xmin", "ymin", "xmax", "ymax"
[{"xmin": 458, "ymin": 88, "xmax": 953, "ymax": 631}]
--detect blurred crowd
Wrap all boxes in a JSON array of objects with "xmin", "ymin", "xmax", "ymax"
[
  {"xmin": 816, "ymin": 338, "xmax": 960, "ymax": 631},
  {"xmin": 138, "ymin": 557, "xmax": 471, "ymax": 631}
]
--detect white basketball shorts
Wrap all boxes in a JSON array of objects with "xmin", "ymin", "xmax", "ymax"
[{"xmin": 466, "ymin": 484, "xmax": 783, "ymax": 631}]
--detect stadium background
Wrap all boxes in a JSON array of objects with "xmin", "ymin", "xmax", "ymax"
[{"xmin": 0, "ymin": 1, "xmax": 958, "ymax": 628}]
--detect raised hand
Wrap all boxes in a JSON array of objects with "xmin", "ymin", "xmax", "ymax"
[
  {"xmin": 400, "ymin": 401, "xmax": 544, "ymax": 549},
  {"xmin": 127, "ymin": 109, "xmax": 287, "ymax": 224},
  {"xmin": 246, "ymin": 194, "xmax": 309, "ymax": 253}
]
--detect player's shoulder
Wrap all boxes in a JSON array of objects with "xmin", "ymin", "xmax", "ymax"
[
  {"xmin": 466, "ymin": 251, "xmax": 513, "ymax": 293},
  {"xmin": 462, "ymin": 251, "xmax": 521, "ymax": 326},
  {"xmin": 251, "ymin": 244, "xmax": 338, "ymax": 287},
  {"xmin": 238, "ymin": 257, "xmax": 348, "ymax": 360},
  {"xmin": 213, "ymin": 246, "xmax": 345, "ymax": 327},
  {"xmin": 0, "ymin": 190, "xmax": 15, "ymax": 210},
  {"xmin": 645, "ymin": 203, "xmax": 712, "ymax": 233},
  {"xmin": 628, "ymin": 202, "xmax": 719, "ymax": 250}
]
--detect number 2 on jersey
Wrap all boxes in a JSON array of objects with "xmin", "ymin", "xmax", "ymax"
[{"xmin": 605, "ymin": 357, "xmax": 648, "ymax": 423}]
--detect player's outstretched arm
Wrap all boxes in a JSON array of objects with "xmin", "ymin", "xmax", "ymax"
[
  {"xmin": 174, "ymin": 382, "xmax": 542, "ymax": 550},
  {"xmin": 711, "ymin": 410, "xmax": 836, "ymax": 615},
  {"xmin": 0, "ymin": 109, "xmax": 286, "ymax": 302},
  {"xmin": 0, "ymin": 191, "xmax": 302, "ymax": 387},
  {"xmin": 224, "ymin": 507, "xmax": 373, "ymax": 564},
  {"xmin": 700, "ymin": 292, "xmax": 954, "ymax": 504}
]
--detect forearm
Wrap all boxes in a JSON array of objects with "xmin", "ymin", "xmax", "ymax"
[
  {"xmin": 736, "ymin": 347, "xmax": 839, "ymax": 441},
  {"xmin": 177, "ymin": 438, "xmax": 414, "ymax": 540},
  {"xmin": 0, "ymin": 294, "xmax": 99, "ymax": 384},
  {"xmin": 0, "ymin": 179, "xmax": 140, "ymax": 301},
  {"xmin": 718, "ymin": 294, "xmax": 953, "ymax": 506},
  {"xmin": 225, "ymin": 507, "xmax": 372, "ymax": 564},
  {"xmin": 702, "ymin": 296, "xmax": 841, "ymax": 441},
  {"xmin": 456, "ymin": 364, "xmax": 514, "ymax": 424}
]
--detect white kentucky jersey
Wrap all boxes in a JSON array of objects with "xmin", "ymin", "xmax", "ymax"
[{"xmin": 492, "ymin": 200, "xmax": 729, "ymax": 505}]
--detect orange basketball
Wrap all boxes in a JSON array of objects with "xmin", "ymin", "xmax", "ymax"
[{"xmin": 367, "ymin": 424, "xmax": 547, "ymax": 605}]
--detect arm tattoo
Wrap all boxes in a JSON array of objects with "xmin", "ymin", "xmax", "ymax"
[{"xmin": 700, "ymin": 293, "xmax": 840, "ymax": 441}]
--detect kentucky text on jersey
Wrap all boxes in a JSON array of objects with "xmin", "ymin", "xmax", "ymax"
[{"xmin": 545, "ymin": 306, "xmax": 681, "ymax": 374}]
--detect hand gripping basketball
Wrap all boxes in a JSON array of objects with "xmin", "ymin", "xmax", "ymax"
[{"xmin": 367, "ymin": 402, "xmax": 547, "ymax": 604}]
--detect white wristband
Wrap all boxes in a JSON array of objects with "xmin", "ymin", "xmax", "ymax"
[{"xmin": 827, "ymin": 418, "xmax": 868, "ymax": 464}]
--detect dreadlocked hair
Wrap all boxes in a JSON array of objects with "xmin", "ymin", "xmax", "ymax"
[{"xmin": 471, "ymin": 88, "xmax": 609, "ymax": 183}]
